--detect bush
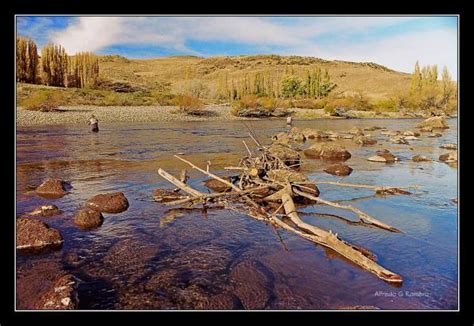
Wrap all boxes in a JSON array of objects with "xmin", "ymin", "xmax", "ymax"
[
  {"xmin": 21, "ymin": 90, "xmax": 66, "ymax": 111},
  {"xmin": 231, "ymin": 96, "xmax": 287, "ymax": 117},
  {"xmin": 372, "ymin": 98, "xmax": 397, "ymax": 112},
  {"xmin": 324, "ymin": 93, "xmax": 372, "ymax": 112},
  {"xmin": 173, "ymin": 95, "xmax": 205, "ymax": 115},
  {"xmin": 291, "ymin": 98, "xmax": 327, "ymax": 110}
]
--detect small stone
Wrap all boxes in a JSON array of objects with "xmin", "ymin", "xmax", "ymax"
[
  {"xmin": 440, "ymin": 143, "xmax": 457, "ymax": 150},
  {"xmin": 412, "ymin": 155, "xmax": 431, "ymax": 162},
  {"xmin": 86, "ymin": 192, "xmax": 129, "ymax": 213},
  {"xmin": 439, "ymin": 151, "xmax": 457, "ymax": 163},
  {"xmin": 74, "ymin": 208, "xmax": 103, "ymax": 229},
  {"xmin": 428, "ymin": 133, "xmax": 442, "ymax": 138},
  {"xmin": 354, "ymin": 136, "xmax": 377, "ymax": 146},
  {"xmin": 324, "ymin": 163, "xmax": 353, "ymax": 176}
]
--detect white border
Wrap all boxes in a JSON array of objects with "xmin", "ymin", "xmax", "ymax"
[{"xmin": 14, "ymin": 14, "xmax": 460, "ymax": 312}]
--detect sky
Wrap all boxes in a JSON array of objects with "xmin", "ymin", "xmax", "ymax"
[{"xmin": 16, "ymin": 16, "xmax": 458, "ymax": 78}]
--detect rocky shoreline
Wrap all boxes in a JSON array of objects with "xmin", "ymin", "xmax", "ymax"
[{"xmin": 16, "ymin": 105, "xmax": 454, "ymax": 127}]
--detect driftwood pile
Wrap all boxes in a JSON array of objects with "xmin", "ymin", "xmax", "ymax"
[{"xmin": 156, "ymin": 134, "xmax": 420, "ymax": 284}]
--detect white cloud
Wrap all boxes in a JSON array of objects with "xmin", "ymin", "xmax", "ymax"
[{"xmin": 46, "ymin": 16, "xmax": 457, "ymax": 77}]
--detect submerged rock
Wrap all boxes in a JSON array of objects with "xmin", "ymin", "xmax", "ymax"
[
  {"xmin": 381, "ymin": 130, "xmax": 400, "ymax": 136},
  {"xmin": 416, "ymin": 116, "xmax": 449, "ymax": 129},
  {"xmin": 268, "ymin": 143, "xmax": 301, "ymax": 167},
  {"xmin": 203, "ymin": 178, "xmax": 233, "ymax": 192},
  {"xmin": 271, "ymin": 132, "xmax": 290, "ymax": 144},
  {"xmin": 390, "ymin": 136, "xmax": 409, "ymax": 145},
  {"xmin": 324, "ymin": 163, "xmax": 353, "ymax": 176},
  {"xmin": 16, "ymin": 217, "xmax": 63, "ymax": 251},
  {"xmin": 301, "ymin": 128, "xmax": 327, "ymax": 139},
  {"xmin": 440, "ymin": 143, "xmax": 457, "ymax": 150},
  {"xmin": 428, "ymin": 132, "xmax": 442, "ymax": 138},
  {"xmin": 402, "ymin": 131, "xmax": 420, "ymax": 137},
  {"xmin": 439, "ymin": 151, "xmax": 457, "ymax": 163},
  {"xmin": 348, "ymin": 127, "xmax": 364, "ymax": 136},
  {"xmin": 354, "ymin": 136, "xmax": 377, "ymax": 146},
  {"xmin": 86, "ymin": 192, "xmax": 129, "ymax": 213},
  {"xmin": 74, "ymin": 208, "xmax": 103, "ymax": 229},
  {"xmin": 420, "ymin": 126, "xmax": 434, "ymax": 132},
  {"xmin": 412, "ymin": 155, "xmax": 431, "ymax": 162},
  {"xmin": 35, "ymin": 179, "xmax": 69, "ymax": 199},
  {"xmin": 303, "ymin": 143, "xmax": 351, "ymax": 161},
  {"xmin": 368, "ymin": 149, "xmax": 398, "ymax": 163},
  {"xmin": 33, "ymin": 274, "xmax": 78, "ymax": 310},
  {"xmin": 404, "ymin": 136, "xmax": 419, "ymax": 141},
  {"xmin": 26, "ymin": 205, "xmax": 62, "ymax": 218}
]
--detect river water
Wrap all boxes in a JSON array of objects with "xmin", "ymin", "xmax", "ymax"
[{"xmin": 16, "ymin": 118, "xmax": 458, "ymax": 310}]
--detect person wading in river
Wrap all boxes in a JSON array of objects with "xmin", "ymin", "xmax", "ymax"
[{"xmin": 89, "ymin": 115, "xmax": 99, "ymax": 133}]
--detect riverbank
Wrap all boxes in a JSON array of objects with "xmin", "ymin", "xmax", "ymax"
[{"xmin": 16, "ymin": 105, "xmax": 452, "ymax": 127}]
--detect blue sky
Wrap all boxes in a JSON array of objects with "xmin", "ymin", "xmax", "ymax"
[{"xmin": 16, "ymin": 16, "xmax": 458, "ymax": 77}]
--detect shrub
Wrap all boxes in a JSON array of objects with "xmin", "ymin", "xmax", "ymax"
[
  {"xmin": 372, "ymin": 98, "xmax": 397, "ymax": 112},
  {"xmin": 231, "ymin": 96, "xmax": 286, "ymax": 117},
  {"xmin": 291, "ymin": 98, "xmax": 327, "ymax": 110},
  {"xmin": 21, "ymin": 90, "xmax": 66, "ymax": 111},
  {"xmin": 173, "ymin": 95, "xmax": 205, "ymax": 115}
]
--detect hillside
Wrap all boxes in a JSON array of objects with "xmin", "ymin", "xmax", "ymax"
[{"xmin": 98, "ymin": 54, "xmax": 412, "ymax": 100}]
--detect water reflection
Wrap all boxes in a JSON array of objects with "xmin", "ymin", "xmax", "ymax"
[{"xmin": 16, "ymin": 118, "xmax": 458, "ymax": 310}]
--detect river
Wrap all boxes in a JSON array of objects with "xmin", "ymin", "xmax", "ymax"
[{"xmin": 16, "ymin": 118, "xmax": 458, "ymax": 310}]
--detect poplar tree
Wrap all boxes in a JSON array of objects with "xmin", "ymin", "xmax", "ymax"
[
  {"xmin": 41, "ymin": 43, "xmax": 68, "ymax": 86},
  {"xmin": 16, "ymin": 36, "xmax": 39, "ymax": 83},
  {"xmin": 410, "ymin": 61, "xmax": 423, "ymax": 94}
]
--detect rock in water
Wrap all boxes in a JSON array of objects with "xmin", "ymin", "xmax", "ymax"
[
  {"xmin": 74, "ymin": 208, "xmax": 103, "ymax": 229},
  {"xmin": 402, "ymin": 131, "xmax": 420, "ymax": 137},
  {"xmin": 303, "ymin": 143, "xmax": 351, "ymax": 161},
  {"xmin": 367, "ymin": 155, "xmax": 388, "ymax": 163},
  {"xmin": 268, "ymin": 143, "xmax": 301, "ymax": 167},
  {"xmin": 412, "ymin": 155, "xmax": 431, "ymax": 162},
  {"xmin": 35, "ymin": 179, "xmax": 69, "ymax": 199},
  {"xmin": 348, "ymin": 127, "xmax": 364, "ymax": 136},
  {"xmin": 439, "ymin": 151, "xmax": 457, "ymax": 163},
  {"xmin": 376, "ymin": 149, "xmax": 398, "ymax": 163},
  {"xmin": 416, "ymin": 116, "xmax": 449, "ymax": 129},
  {"xmin": 271, "ymin": 132, "xmax": 290, "ymax": 144},
  {"xmin": 354, "ymin": 136, "xmax": 377, "ymax": 146},
  {"xmin": 33, "ymin": 274, "xmax": 78, "ymax": 310},
  {"xmin": 203, "ymin": 178, "xmax": 233, "ymax": 192},
  {"xmin": 324, "ymin": 163, "xmax": 353, "ymax": 176},
  {"xmin": 420, "ymin": 126, "xmax": 434, "ymax": 132},
  {"xmin": 16, "ymin": 218, "xmax": 63, "ymax": 250},
  {"xmin": 26, "ymin": 205, "xmax": 62, "ymax": 218},
  {"xmin": 440, "ymin": 143, "xmax": 457, "ymax": 150},
  {"xmin": 428, "ymin": 132, "xmax": 442, "ymax": 138},
  {"xmin": 390, "ymin": 136, "xmax": 409, "ymax": 145},
  {"xmin": 86, "ymin": 192, "xmax": 129, "ymax": 213}
]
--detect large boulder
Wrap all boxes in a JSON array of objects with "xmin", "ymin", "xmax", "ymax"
[
  {"xmin": 86, "ymin": 192, "xmax": 129, "ymax": 213},
  {"xmin": 35, "ymin": 179, "xmax": 69, "ymax": 199},
  {"xmin": 16, "ymin": 218, "xmax": 63, "ymax": 250},
  {"xmin": 268, "ymin": 143, "xmax": 301, "ymax": 167},
  {"xmin": 324, "ymin": 163, "xmax": 353, "ymax": 176},
  {"xmin": 303, "ymin": 143, "xmax": 351, "ymax": 161},
  {"xmin": 74, "ymin": 208, "xmax": 103, "ymax": 229},
  {"xmin": 33, "ymin": 274, "xmax": 78, "ymax": 310},
  {"xmin": 416, "ymin": 116, "xmax": 449, "ymax": 129},
  {"xmin": 439, "ymin": 151, "xmax": 457, "ymax": 163}
]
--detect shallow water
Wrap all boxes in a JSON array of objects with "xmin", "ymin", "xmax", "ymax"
[{"xmin": 16, "ymin": 118, "xmax": 458, "ymax": 310}]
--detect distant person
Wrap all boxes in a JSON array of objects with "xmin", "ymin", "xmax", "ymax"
[
  {"xmin": 89, "ymin": 115, "xmax": 99, "ymax": 133},
  {"xmin": 286, "ymin": 116, "xmax": 293, "ymax": 126}
]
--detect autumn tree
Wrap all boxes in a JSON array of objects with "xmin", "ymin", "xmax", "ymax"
[
  {"xmin": 41, "ymin": 43, "xmax": 68, "ymax": 86},
  {"xmin": 67, "ymin": 52, "xmax": 99, "ymax": 88},
  {"xmin": 410, "ymin": 61, "xmax": 422, "ymax": 94},
  {"xmin": 441, "ymin": 66, "xmax": 454, "ymax": 106},
  {"xmin": 16, "ymin": 36, "xmax": 39, "ymax": 83}
]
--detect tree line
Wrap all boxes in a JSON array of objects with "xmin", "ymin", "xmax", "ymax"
[
  {"xmin": 214, "ymin": 67, "xmax": 336, "ymax": 101},
  {"xmin": 16, "ymin": 36, "xmax": 99, "ymax": 88}
]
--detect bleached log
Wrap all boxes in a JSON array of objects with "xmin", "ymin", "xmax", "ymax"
[
  {"xmin": 277, "ymin": 191, "xmax": 402, "ymax": 284},
  {"xmin": 292, "ymin": 187, "xmax": 401, "ymax": 233},
  {"xmin": 157, "ymin": 168, "xmax": 204, "ymax": 198}
]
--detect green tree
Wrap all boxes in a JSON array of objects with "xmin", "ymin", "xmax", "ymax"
[
  {"xmin": 441, "ymin": 66, "xmax": 453, "ymax": 105},
  {"xmin": 410, "ymin": 61, "xmax": 422, "ymax": 94},
  {"xmin": 281, "ymin": 75, "xmax": 303, "ymax": 98}
]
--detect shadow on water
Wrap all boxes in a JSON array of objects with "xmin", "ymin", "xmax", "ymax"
[{"xmin": 16, "ymin": 118, "xmax": 458, "ymax": 310}]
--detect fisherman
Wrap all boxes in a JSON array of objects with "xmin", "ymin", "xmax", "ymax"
[
  {"xmin": 286, "ymin": 116, "xmax": 293, "ymax": 126},
  {"xmin": 89, "ymin": 115, "xmax": 99, "ymax": 133}
]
